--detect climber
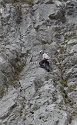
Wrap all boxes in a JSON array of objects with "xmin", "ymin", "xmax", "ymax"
[{"xmin": 39, "ymin": 50, "xmax": 50, "ymax": 72}]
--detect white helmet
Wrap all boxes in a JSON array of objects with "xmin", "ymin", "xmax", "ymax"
[{"xmin": 39, "ymin": 50, "xmax": 43, "ymax": 54}]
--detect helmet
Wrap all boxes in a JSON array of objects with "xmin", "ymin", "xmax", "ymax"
[{"xmin": 39, "ymin": 50, "xmax": 43, "ymax": 54}]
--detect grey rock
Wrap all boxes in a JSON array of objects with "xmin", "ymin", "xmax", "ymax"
[
  {"xmin": 40, "ymin": 4, "xmax": 57, "ymax": 20},
  {"xmin": 0, "ymin": 0, "xmax": 77, "ymax": 125},
  {"xmin": 67, "ymin": 39, "xmax": 77, "ymax": 45},
  {"xmin": 44, "ymin": 0, "xmax": 53, "ymax": 4},
  {"xmin": 0, "ymin": 88, "xmax": 17, "ymax": 119},
  {"xmin": 49, "ymin": 6, "xmax": 66, "ymax": 23},
  {"xmin": 3, "ymin": 0, "xmax": 14, "ymax": 3},
  {"xmin": 34, "ymin": 106, "xmax": 67, "ymax": 125},
  {"xmin": 66, "ymin": 0, "xmax": 77, "ymax": 16},
  {"xmin": 70, "ymin": 119, "xmax": 77, "ymax": 125},
  {"xmin": 71, "ymin": 44, "xmax": 77, "ymax": 52}
]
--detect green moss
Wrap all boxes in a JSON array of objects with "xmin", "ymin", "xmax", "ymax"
[
  {"xmin": 64, "ymin": 35, "xmax": 77, "ymax": 41},
  {"xmin": 29, "ymin": 103, "xmax": 33, "ymax": 108},
  {"xmin": 19, "ymin": 109, "xmax": 24, "ymax": 116},
  {"xmin": 60, "ymin": 79, "xmax": 68, "ymax": 87},
  {"xmin": 59, "ymin": 106, "xmax": 63, "ymax": 110},
  {"xmin": 13, "ymin": 0, "xmax": 34, "ymax": 6},
  {"xmin": 65, "ymin": 98, "xmax": 74, "ymax": 106},
  {"xmin": 61, "ymin": 87, "xmax": 74, "ymax": 106},
  {"xmin": 69, "ymin": 87, "xmax": 75, "ymax": 92},
  {"xmin": 27, "ymin": 0, "xmax": 34, "ymax": 5},
  {"xmin": 12, "ymin": 55, "xmax": 25, "ymax": 86},
  {"xmin": 20, "ymin": 109, "xmax": 24, "ymax": 113},
  {"xmin": 41, "ymin": 39, "xmax": 53, "ymax": 45}
]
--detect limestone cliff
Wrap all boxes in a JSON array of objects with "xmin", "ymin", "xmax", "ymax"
[{"xmin": 0, "ymin": 0, "xmax": 77, "ymax": 125}]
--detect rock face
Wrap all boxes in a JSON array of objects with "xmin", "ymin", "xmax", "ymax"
[{"xmin": 0, "ymin": 0, "xmax": 77, "ymax": 125}]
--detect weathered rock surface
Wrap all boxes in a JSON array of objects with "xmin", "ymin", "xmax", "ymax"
[{"xmin": 0, "ymin": 0, "xmax": 77, "ymax": 125}]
